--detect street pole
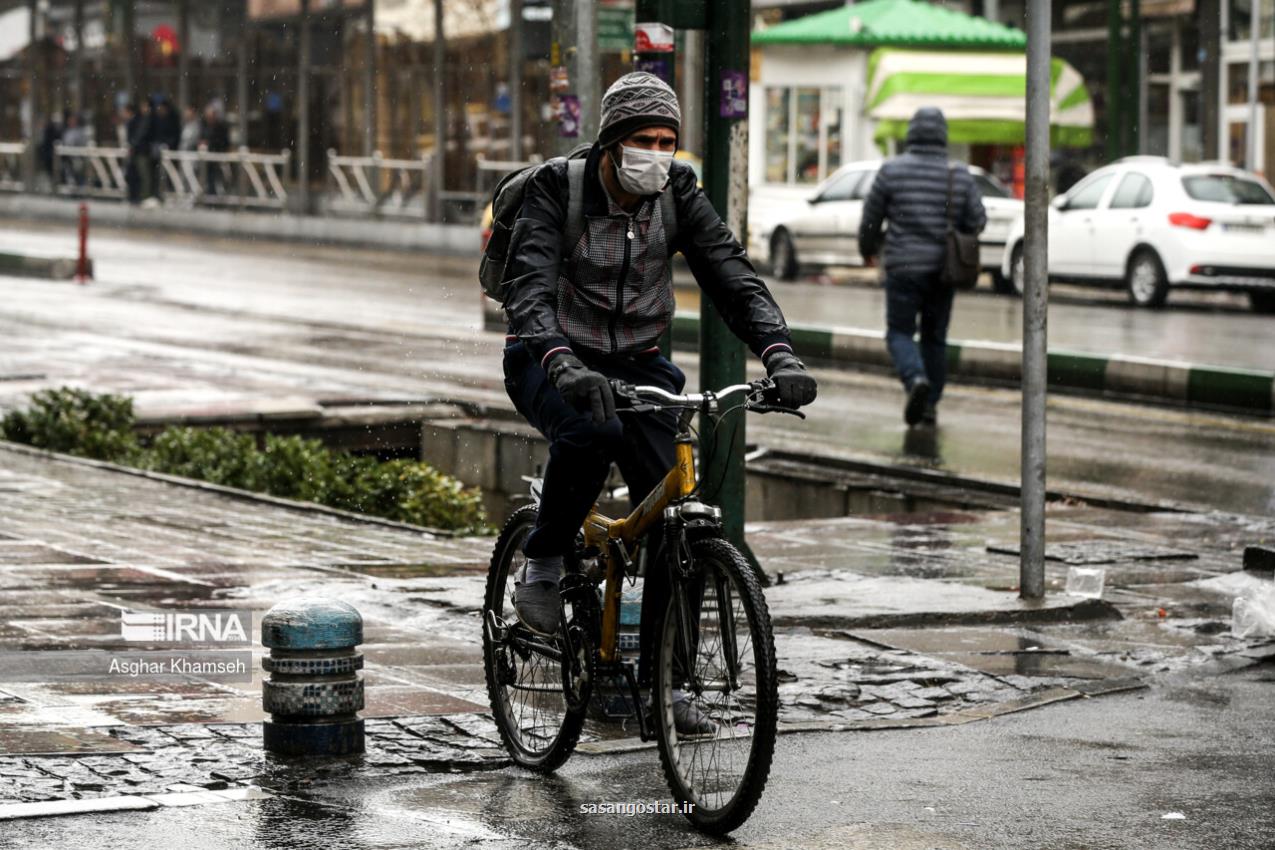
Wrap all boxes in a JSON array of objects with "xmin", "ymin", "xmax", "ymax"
[
  {"xmin": 430, "ymin": 0, "xmax": 445, "ymax": 221},
  {"xmin": 123, "ymin": 0, "xmax": 136, "ymax": 101},
  {"xmin": 1020, "ymin": 0, "xmax": 1050, "ymax": 601},
  {"xmin": 551, "ymin": 0, "xmax": 579, "ymax": 156},
  {"xmin": 700, "ymin": 0, "xmax": 751, "ymax": 559},
  {"xmin": 237, "ymin": 8, "xmax": 250, "ymax": 147},
  {"xmin": 364, "ymin": 0, "xmax": 376, "ymax": 156},
  {"xmin": 177, "ymin": 0, "xmax": 190, "ymax": 114},
  {"xmin": 23, "ymin": 0, "xmax": 36, "ymax": 191},
  {"xmin": 1126, "ymin": 0, "xmax": 1140, "ymax": 155},
  {"xmin": 679, "ymin": 29, "xmax": 704, "ymax": 156},
  {"xmin": 296, "ymin": 0, "xmax": 311, "ymax": 214},
  {"xmin": 72, "ymin": 0, "xmax": 84, "ymax": 116},
  {"xmin": 1247, "ymin": 0, "xmax": 1260, "ymax": 170},
  {"xmin": 1105, "ymin": 0, "xmax": 1122, "ymax": 161},
  {"xmin": 509, "ymin": 0, "xmax": 523, "ymax": 160},
  {"xmin": 576, "ymin": 0, "xmax": 600, "ymax": 144}
]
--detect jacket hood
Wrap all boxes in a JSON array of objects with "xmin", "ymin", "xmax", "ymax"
[{"xmin": 906, "ymin": 107, "xmax": 948, "ymax": 148}]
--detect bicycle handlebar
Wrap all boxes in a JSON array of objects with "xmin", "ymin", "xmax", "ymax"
[{"xmin": 610, "ymin": 378, "xmax": 807, "ymax": 419}]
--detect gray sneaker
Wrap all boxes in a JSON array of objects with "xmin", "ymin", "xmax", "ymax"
[
  {"xmin": 673, "ymin": 694, "xmax": 719, "ymax": 736},
  {"xmin": 512, "ymin": 572, "xmax": 560, "ymax": 636}
]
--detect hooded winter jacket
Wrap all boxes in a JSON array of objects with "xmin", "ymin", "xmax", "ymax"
[
  {"xmin": 502, "ymin": 142, "xmax": 793, "ymax": 369},
  {"xmin": 858, "ymin": 107, "xmax": 987, "ymax": 276}
]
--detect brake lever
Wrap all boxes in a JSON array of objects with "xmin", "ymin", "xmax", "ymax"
[{"xmin": 748, "ymin": 402, "xmax": 806, "ymax": 419}]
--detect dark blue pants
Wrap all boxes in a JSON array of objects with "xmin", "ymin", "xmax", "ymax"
[
  {"xmin": 503, "ymin": 341, "xmax": 686, "ymax": 685},
  {"xmin": 885, "ymin": 271, "xmax": 955, "ymax": 407}
]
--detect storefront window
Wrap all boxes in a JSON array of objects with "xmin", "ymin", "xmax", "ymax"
[
  {"xmin": 762, "ymin": 86, "xmax": 843, "ymax": 184},
  {"xmin": 1227, "ymin": 61, "xmax": 1275, "ymax": 106},
  {"xmin": 765, "ymin": 88, "xmax": 790, "ymax": 184},
  {"xmin": 1228, "ymin": 0, "xmax": 1274, "ymax": 41}
]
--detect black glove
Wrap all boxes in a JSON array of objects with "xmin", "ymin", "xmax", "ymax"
[
  {"xmin": 764, "ymin": 350, "xmax": 818, "ymax": 409},
  {"xmin": 547, "ymin": 353, "xmax": 616, "ymax": 425}
]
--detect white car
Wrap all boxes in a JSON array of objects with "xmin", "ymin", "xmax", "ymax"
[
  {"xmin": 767, "ymin": 160, "xmax": 1021, "ymax": 290},
  {"xmin": 1001, "ymin": 157, "xmax": 1275, "ymax": 312}
]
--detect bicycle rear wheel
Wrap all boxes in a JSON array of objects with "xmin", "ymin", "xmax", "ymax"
[
  {"xmin": 482, "ymin": 504, "xmax": 588, "ymax": 772},
  {"xmin": 653, "ymin": 537, "xmax": 778, "ymax": 834}
]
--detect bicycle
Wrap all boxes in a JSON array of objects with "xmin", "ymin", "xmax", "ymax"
[{"xmin": 482, "ymin": 376, "xmax": 803, "ymax": 834}]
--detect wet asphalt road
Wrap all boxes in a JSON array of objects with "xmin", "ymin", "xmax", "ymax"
[
  {"xmin": 766, "ymin": 268, "xmax": 1275, "ymax": 372},
  {"xmin": 4, "ymin": 667, "xmax": 1271, "ymax": 849},
  {"xmin": 0, "ymin": 220, "xmax": 1272, "ymax": 514}
]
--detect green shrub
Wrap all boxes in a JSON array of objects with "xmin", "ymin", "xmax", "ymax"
[
  {"xmin": 2, "ymin": 387, "xmax": 487, "ymax": 533},
  {"xmin": 144, "ymin": 427, "xmax": 264, "ymax": 491},
  {"xmin": 0, "ymin": 387, "xmax": 139, "ymax": 462}
]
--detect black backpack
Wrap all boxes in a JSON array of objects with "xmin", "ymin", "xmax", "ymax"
[{"xmin": 479, "ymin": 145, "xmax": 679, "ymax": 302}]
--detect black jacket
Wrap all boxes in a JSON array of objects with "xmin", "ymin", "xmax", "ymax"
[
  {"xmin": 503, "ymin": 142, "xmax": 792, "ymax": 367},
  {"xmin": 858, "ymin": 108, "xmax": 986, "ymax": 276}
]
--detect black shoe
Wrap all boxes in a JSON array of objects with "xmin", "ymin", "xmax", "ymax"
[
  {"xmin": 920, "ymin": 405, "xmax": 937, "ymax": 426},
  {"xmin": 904, "ymin": 377, "xmax": 931, "ymax": 426}
]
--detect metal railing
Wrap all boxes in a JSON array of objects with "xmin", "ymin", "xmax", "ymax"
[
  {"xmin": 49, "ymin": 144, "xmax": 290, "ymax": 209},
  {"xmin": 52, "ymin": 145, "xmax": 129, "ymax": 199},
  {"xmin": 0, "ymin": 142, "xmax": 27, "ymax": 192},
  {"xmin": 159, "ymin": 147, "xmax": 290, "ymax": 210},
  {"xmin": 325, "ymin": 149, "xmax": 432, "ymax": 219},
  {"xmin": 475, "ymin": 156, "xmax": 543, "ymax": 202}
]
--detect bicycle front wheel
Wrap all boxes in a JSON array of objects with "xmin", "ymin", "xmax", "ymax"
[{"xmin": 653, "ymin": 537, "xmax": 778, "ymax": 835}]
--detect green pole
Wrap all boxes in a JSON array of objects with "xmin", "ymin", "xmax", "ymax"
[
  {"xmin": 1105, "ymin": 0, "xmax": 1123, "ymax": 161},
  {"xmin": 699, "ymin": 0, "xmax": 751, "ymax": 559},
  {"xmin": 1125, "ymin": 0, "xmax": 1141, "ymax": 156}
]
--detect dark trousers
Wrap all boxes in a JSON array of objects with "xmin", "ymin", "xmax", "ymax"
[
  {"xmin": 503, "ymin": 341, "xmax": 686, "ymax": 685},
  {"xmin": 885, "ymin": 271, "xmax": 955, "ymax": 407}
]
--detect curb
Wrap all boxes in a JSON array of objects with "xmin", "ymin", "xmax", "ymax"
[
  {"xmin": 671, "ymin": 314, "xmax": 1275, "ymax": 416},
  {"xmin": 0, "ymin": 195, "xmax": 480, "ymax": 256},
  {"xmin": 0, "ymin": 250, "xmax": 88, "ymax": 280}
]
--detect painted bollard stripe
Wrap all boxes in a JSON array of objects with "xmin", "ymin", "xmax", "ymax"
[{"xmin": 671, "ymin": 313, "xmax": 1274, "ymax": 415}]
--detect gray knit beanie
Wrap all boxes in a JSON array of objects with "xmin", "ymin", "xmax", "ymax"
[{"xmin": 597, "ymin": 72, "xmax": 681, "ymax": 148}]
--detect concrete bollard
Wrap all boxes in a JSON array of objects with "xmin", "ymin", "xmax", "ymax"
[{"xmin": 260, "ymin": 597, "xmax": 365, "ymax": 756}]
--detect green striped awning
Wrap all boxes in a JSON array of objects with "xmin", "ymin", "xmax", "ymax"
[{"xmin": 866, "ymin": 48, "xmax": 1094, "ymax": 147}]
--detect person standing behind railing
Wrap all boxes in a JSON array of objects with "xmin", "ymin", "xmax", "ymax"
[
  {"xmin": 60, "ymin": 111, "xmax": 89, "ymax": 188},
  {"xmin": 200, "ymin": 104, "xmax": 231, "ymax": 196},
  {"xmin": 126, "ymin": 100, "xmax": 153, "ymax": 204}
]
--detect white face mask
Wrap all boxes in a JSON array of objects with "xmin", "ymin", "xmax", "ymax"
[{"xmin": 611, "ymin": 145, "xmax": 674, "ymax": 195}]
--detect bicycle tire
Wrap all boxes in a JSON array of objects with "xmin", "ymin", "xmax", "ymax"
[
  {"xmin": 482, "ymin": 504, "xmax": 587, "ymax": 773},
  {"xmin": 653, "ymin": 537, "xmax": 778, "ymax": 834}
]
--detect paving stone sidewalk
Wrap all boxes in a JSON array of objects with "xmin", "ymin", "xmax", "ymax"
[{"xmin": 2, "ymin": 442, "xmax": 1272, "ymax": 814}]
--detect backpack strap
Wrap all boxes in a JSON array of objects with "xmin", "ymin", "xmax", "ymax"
[
  {"xmin": 564, "ymin": 158, "xmax": 587, "ymax": 258},
  {"xmin": 660, "ymin": 188, "xmax": 678, "ymax": 254}
]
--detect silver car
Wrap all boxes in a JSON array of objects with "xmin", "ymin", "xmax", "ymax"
[{"xmin": 768, "ymin": 160, "xmax": 1021, "ymax": 291}]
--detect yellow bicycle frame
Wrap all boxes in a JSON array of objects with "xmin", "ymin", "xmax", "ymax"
[{"xmin": 581, "ymin": 439, "xmax": 696, "ymax": 664}]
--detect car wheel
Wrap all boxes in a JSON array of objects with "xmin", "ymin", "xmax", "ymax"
[
  {"xmin": 1125, "ymin": 249, "xmax": 1169, "ymax": 308},
  {"xmin": 1249, "ymin": 291, "xmax": 1275, "ymax": 314},
  {"xmin": 1003, "ymin": 243, "xmax": 1025, "ymax": 297},
  {"xmin": 770, "ymin": 229, "xmax": 798, "ymax": 281}
]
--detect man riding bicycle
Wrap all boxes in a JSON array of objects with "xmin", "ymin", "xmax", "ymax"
[{"xmin": 499, "ymin": 71, "xmax": 817, "ymax": 730}]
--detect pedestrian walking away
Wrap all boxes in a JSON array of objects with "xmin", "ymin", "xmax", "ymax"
[
  {"xmin": 858, "ymin": 106, "xmax": 986, "ymax": 428},
  {"xmin": 497, "ymin": 71, "xmax": 817, "ymax": 730}
]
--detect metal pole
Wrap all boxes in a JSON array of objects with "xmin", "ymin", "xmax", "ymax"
[
  {"xmin": 1020, "ymin": 0, "xmax": 1050, "ymax": 601},
  {"xmin": 72, "ymin": 0, "xmax": 84, "ymax": 115},
  {"xmin": 576, "ymin": 0, "xmax": 599, "ymax": 143},
  {"xmin": 297, "ymin": 0, "xmax": 311, "ymax": 213},
  {"xmin": 1248, "ymin": 0, "xmax": 1261, "ymax": 170},
  {"xmin": 24, "ymin": 0, "xmax": 37, "ymax": 191},
  {"xmin": 177, "ymin": 0, "xmax": 190, "ymax": 113},
  {"xmin": 679, "ymin": 29, "xmax": 704, "ymax": 155},
  {"xmin": 1105, "ymin": 0, "xmax": 1122, "ymax": 161},
  {"xmin": 552, "ymin": 0, "xmax": 579, "ymax": 156},
  {"xmin": 430, "ymin": 0, "xmax": 445, "ymax": 221},
  {"xmin": 509, "ymin": 0, "xmax": 523, "ymax": 160},
  {"xmin": 123, "ymin": 0, "xmax": 136, "ymax": 101},
  {"xmin": 700, "ymin": 0, "xmax": 751, "ymax": 555},
  {"xmin": 365, "ymin": 0, "xmax": 376, "ymax": 156},
  {"xmin": 1126, "ymin": 0, "xmax": 1141, "ymax": 156},
  {"xmin": 238, "ymin": 6, "xmax": 250, "ymax": 147}
]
